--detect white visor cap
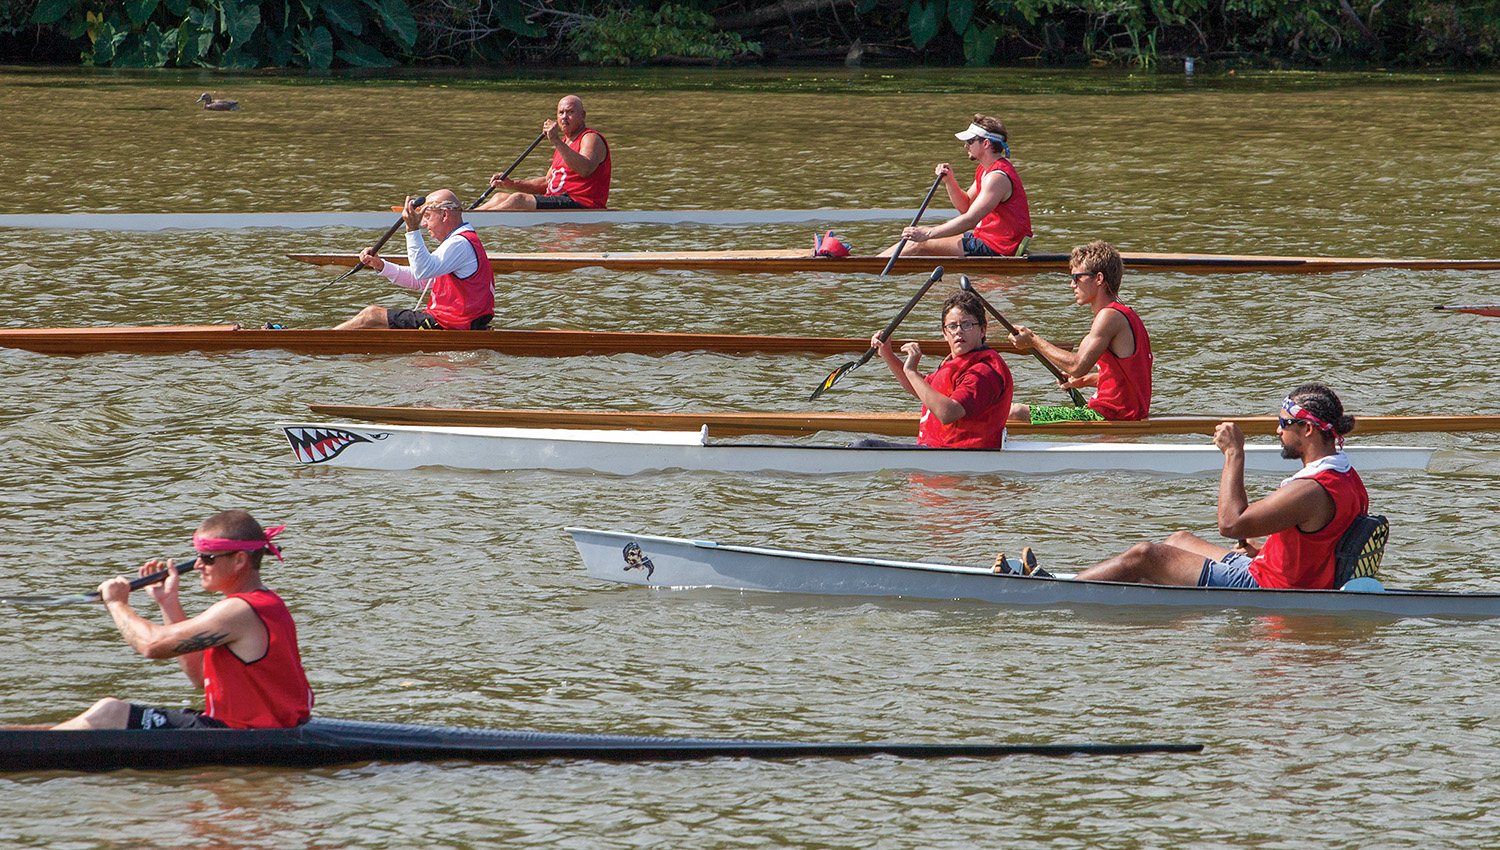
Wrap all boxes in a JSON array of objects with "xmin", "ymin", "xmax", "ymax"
[{"xmin": 954, "ymin": 123, "xmax": 1007, "ymax": 143}]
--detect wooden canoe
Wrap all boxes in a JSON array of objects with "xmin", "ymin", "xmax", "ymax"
[
  {"xmin": 0, "ymin": 209, "xmax": 931, "ymax": 232},
  {"xmin": 0, "ymin": 326, "xmax": 998, "ymax": 357},
  {"xmin": 305, "ymin": 405, "xmax": 1500, "ymax": 439},
  {"xmin": 288, "ymin": 250, "xmax": 1500, "ymax": 277},
  {"xmin": 1434, "ymin": 304, "xmax": 1500, "ymax": 317}
]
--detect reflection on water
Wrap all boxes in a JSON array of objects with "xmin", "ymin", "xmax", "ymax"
[{"xmin": 1, "ymin": 68, "xmax": 1500, "ymax": 849}]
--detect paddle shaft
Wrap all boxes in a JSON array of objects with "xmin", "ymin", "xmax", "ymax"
[
  {"xmin": 468, "ymin": 132, "xmax": 548, "ymax": 210},
  {"xmin": 315, "ymin": 195, "xmax": 428, "ymax": 294},
  {"xmin": 808, "ymin": 265, "xmax": 944, "ymax": 399},
  {"xmin": 877, "ymin": 173, "xmax": 946, "ymax": 277},
  {"xmin": 959, "ymin": 276, "xmax": 1087, "ymax": 407},
  {"xmin": 0, "ymin": 558, "xmax": 198, "ymax": 606}
]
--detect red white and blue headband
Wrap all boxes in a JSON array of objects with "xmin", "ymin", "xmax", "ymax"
[
  {"xmin": 193, "ymin": 525, "xmax": 285, "ymax": 561},
  {"xmin": 1281, "ymin": 398, "xmax": 1341, "ymax": 447}
]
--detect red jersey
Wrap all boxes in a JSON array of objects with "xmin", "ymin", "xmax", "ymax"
[
  {"xmin": 916, "ymin": 347, "xmax": 1013, "ymax": 449},
  {"xmin": 426, "ymin": 230, "xmax": 495, "ymax": 330},
  {"xmin": 970, "ymin": 158, "xmax": 1032, "ymax": 256},
  {"xmin": 203, "ymin": 589, "xmax": 314, "ymax": 729},
  {"xmin": 1249, "ymin": 466, "xmax": 1369, "ymax": 589},
  {"xmin": 545, "ymin": 128, "xmax": 610, "ymax": 209},
  {"xmin": 1086, "ymin": 302, "xmax": 1152, "ymax": 420}
]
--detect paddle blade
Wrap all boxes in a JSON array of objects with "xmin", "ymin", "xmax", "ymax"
[
  {"xmin": 0, "ymin": 592, "xmax": 98, "ymax": 607},
  {"xmin": 809, "ymin": 360, "xmax": 858, "ymax": 401}
]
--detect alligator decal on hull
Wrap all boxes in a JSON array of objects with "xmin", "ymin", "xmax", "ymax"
[{"xmin": 284, "ymin": 426, "xmax": 386, "ymax": 464}]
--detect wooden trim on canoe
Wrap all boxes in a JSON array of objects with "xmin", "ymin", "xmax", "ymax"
[
  {"xmin": 289, "ymin": 250, "xmax": 1500, "ymax": 276},
  {"xmin": 305, "ymin": 406, "xmax": 1500, "ymax": 439},
  {"xmin": 1, "ymin": 326, "xmax": 1054, "ymax": 357}
]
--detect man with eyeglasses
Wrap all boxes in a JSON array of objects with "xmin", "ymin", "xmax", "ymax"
[
  {"xmin": 1072, "ymin": 384, "xmax": 1369, "ymax": 590},
  {"xmin": 335, "ymin": 188, "xmax": 495, "ymax": 330},
  {"xmin": 868, "ymin": 290, "xmax": 1013, "ymax": 449},
  {"xmin": 1006, "ymin": 240, "xmax": 1152, "ymax": 424},
  {"xmin": 878, "ymin": 114, "xmax": 1033, "ymax": 258},
  {"xmin": 52, "ymin": 510, "xmax": 314, "ymax": 730},
  {"xmin": 475, "ymin": 95, "xmax": 610, "ymax": 211}
]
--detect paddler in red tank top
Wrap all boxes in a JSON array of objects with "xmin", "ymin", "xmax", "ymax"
[
  {"xmin": 1006, "ymin": 240, "xmax": 1152, "ymax": 424},
  {"xmin": 879, "ymin": 114, "xmax": 1033, "ymax": 258},
  {"xmin": 1073, "ymin": 384, "xmax": 1370, "ymax": 590},
  {"xmin": 52, "ymin": 510, "xmax": 314, "ymax": 730},
  {"xmin": 865, "ymin": 290, "xmax": 1013, "ymax": 449},
  {"xmin": 336, "ymin": 188, "xmax": 496, "ymax": 331},
  {"xmin": 476, "ymin": 94, "xmax": 611, "ymax": 211}
]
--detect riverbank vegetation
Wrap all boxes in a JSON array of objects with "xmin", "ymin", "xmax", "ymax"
[{"xmin": 3, "ymin": 0, "xmax": 1497, "ymax": 70}]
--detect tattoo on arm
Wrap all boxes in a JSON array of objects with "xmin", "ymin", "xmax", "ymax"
[{"xmin": 172, "ymin": 630, "xmax": 230, "ymax": 654}]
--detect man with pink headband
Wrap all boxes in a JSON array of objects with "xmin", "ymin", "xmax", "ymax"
[
  {"xmin": 1072, "ymin": 383, "xmax": 1369, "ymax": 590},
  {"xmin": 879, "ymin": 113, "xmax": 1033, "ymax": 258},
  {"xmin": 53, "ymin": 510, "xmax": 314, "ymax": 730}
]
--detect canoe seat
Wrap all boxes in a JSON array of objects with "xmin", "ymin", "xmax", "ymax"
[{"xmin": 1333, "ymin": 514, "xmax": 1389, "ymax": 587}]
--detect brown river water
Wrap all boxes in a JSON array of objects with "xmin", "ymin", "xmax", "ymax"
[{"xmin": 1, "ymin": 66, "xmax": 1499, "ymax": 848}]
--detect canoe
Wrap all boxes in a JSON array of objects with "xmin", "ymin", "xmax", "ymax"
[
  {"xmin": 289, "ymin": 249, "xmax": 1500, "ymax": 277},
  {"xmin": 279, "ymin": 422, "xmax": 1435, "ymax": 476},
  {"xmin": 0, "ymin": 209, "xmax": 929, "ymax": 231},
  {"xmin": 1434, "ymin": 304, "xmax": 1500, "ymax": 317},
  {"xmin": 567, "ymin": 527, "xmax": 1500, "ymax": 620},
  {"xmin": 0, "ymin": 326, "xmax": 972, "ymax": 358},
  {"xmin": 0, "ymin": 716, "xmax": 1199, "ymax": 772},
  {"xmin": 305, "ymin": 404, "xmax": 1500, "ymax": 439}
]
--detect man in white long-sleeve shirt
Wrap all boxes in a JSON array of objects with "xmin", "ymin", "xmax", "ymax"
[{"xmin": 335, "ymin": 189, "xmax": 495, "ymax": 330}]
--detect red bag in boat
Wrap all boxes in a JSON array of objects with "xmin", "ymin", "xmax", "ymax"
[{"xmin": 813, "ymin": 231, "xmax": 850, "ymax": 258}]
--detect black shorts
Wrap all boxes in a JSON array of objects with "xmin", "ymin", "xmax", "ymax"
[
  {"xmin": 128, "ymin": 704, "xmax": 228, "ymax": 730},
  {"xmin": 386, "ymin": 309, "xmax": 493, "ymax": 330},
  {"xmin": 534, "ymin": 194, "xmax": 585, "ymax": 210}
]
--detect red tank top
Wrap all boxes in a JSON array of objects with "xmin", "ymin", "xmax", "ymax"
[
  {"xmin": 426, "ymin": 230, "xmax": 495, "ymax": 330},
  {"xmin": 916, "ymin": 347, "xmax": 1013, "ymax": 448},
  {"xmin": 545, "ymin": 128, "xmax": 610, "ymax": 208},
  {"xmin": 1086, "ymin": 302, "xmax": 1152, "ymax": 420},
  {"xmin": 203, "ymin": 589, "xmax": 314, "ymax": 729},
  {"xmin": 1249, "ymin": 466, "xmax": 1369, "ymax": 589},
  {"xmin": 970, "ymin": 158, "xmax": 1032, "ymax": 256}
]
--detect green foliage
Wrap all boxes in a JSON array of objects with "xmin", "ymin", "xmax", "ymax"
[{"xmin": 570, "ymin": 4, "xmax": 760, "ymax": 65}]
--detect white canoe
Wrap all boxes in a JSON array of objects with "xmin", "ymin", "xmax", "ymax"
[
  {"xmin": 279, "ymin": 422, "xmax": 1435, "ymax": 476},
  {"xmin": 0, "ymin": 209, "xmax": 929, "ymax": 231},
  {"xmin": 567, "ymin": 528, "xmax": 1500, "ymax": 620}
]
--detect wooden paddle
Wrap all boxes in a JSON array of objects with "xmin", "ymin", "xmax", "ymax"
[
  {"xmin": 314, "ymin": 195, "xmax": 427, "ymax": 296},
  {"xmin": 958, "ymin": 275, "xmax": 1087, "ymax": 407},
  {"xmin": 0, "ymin": 558, "xmax": 197, "ymax": 607},
  {"xmin": 468, "ymin": 132, "xmax": 548, "ymax": 210},
  {"xmin": 809, "ymin": 266, "xmax": 945, "ymax": 400}
]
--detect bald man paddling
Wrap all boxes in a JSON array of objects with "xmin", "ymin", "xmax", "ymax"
[
  {"xmin": 475, "ymin": 95, "xmax": 611, "ymax": 211},
  {"xmin": 53, "ymin": 511, "xmax": 313, "ymax": 730},
  {"xmin": 336, "ymin": 189, "xmax": 496, "ymax": 330}
]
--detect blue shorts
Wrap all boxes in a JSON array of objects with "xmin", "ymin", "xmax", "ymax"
[
  {"xmin": 386, "ymin": 309, "xmax": 492, "ymax": 330},
  {"xmin": 1198, "ymin": 551, "xmax": 1261, "ymax": 588},
  {"xmin": 960, "ymin": 232, "xmax": 1003, "ymax": 257}
]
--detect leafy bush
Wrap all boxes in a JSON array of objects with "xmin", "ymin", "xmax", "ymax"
[{"xmin": 569, "ymin": 4, "xmax": 760, "ymax": 65}]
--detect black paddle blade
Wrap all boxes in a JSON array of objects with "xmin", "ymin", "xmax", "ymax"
[
  {"xmin": 809, "ymin": 360, "xmax": 858, "ymax": 401},
  {"xmin": 2, "ymin": 558, "xmax": 198, "ymax": 608}
]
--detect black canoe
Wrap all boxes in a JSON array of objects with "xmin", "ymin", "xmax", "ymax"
[{"xmin": 1, "ymin": 717, "xmax": 1203, "ymax": 772}]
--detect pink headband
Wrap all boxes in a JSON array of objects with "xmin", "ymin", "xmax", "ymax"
[
  {"xmin": 192, "ymin": 525, "xmax": 285, "ymax": 561},
  {"xmin": 1282, "ymin": 398, "xmax": 1341, "ymax": 448}
]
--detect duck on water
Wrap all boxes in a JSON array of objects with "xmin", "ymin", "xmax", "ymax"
[{"xmin": 197, "ymin": 93, "xmax": 238, "ymax": 111}]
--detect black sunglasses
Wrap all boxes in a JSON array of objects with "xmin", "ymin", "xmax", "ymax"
[
  {"xmin": 1278, "ymin": 417, "xmax": 1311, "ymax": 429},
  {"xmin": 196, "ymin": 551, "xmax": 238, "ymax": 564}
]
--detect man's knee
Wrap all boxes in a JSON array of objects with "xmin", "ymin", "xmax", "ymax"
[{"xmin": 1162, "ymin": 531, "xmax": 1202, "ymax": 549}]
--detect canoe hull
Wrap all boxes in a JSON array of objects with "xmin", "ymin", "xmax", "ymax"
[
  {"xmin": 280, "ymin": 422, "xmax": 1435, "ymax": 476},
  {"xmin": 0, "ymin": 717, "xmax": 1196, "ymax": 772},
  {"xmin": 289, "ymin": 250, "xmax": 1500, "ymax": 276},
  {"xmin": 567, "ymin": 528, "xmax": 1500, "ymax": 620},
  {"xmin": 0, "ymin": 326, "xmax": 952, "ymax": 358}
]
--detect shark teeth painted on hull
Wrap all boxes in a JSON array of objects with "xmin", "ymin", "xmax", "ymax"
[{"xmin": 284, "ymin": 426, "xmax": 380, "ymax": 464}]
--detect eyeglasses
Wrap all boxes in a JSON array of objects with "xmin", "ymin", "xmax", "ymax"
[
  {"xmin": 422, "ymin": 202, "xmax": 459, "ymax": 215},
  {"xmin": 1070, "ymin": 272, "xmax": 1097, "ymax": 283},
  {"xmin": 943, "ymin": 320, "xmax": 983, "ymax": 333},
  {"xmin": 1277, "ymin": 417, "xmax": 1311, "ymax": 429},
  {"xmin": 196, "ymin": 551, "xmax": 238, "ymax": 564}
]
